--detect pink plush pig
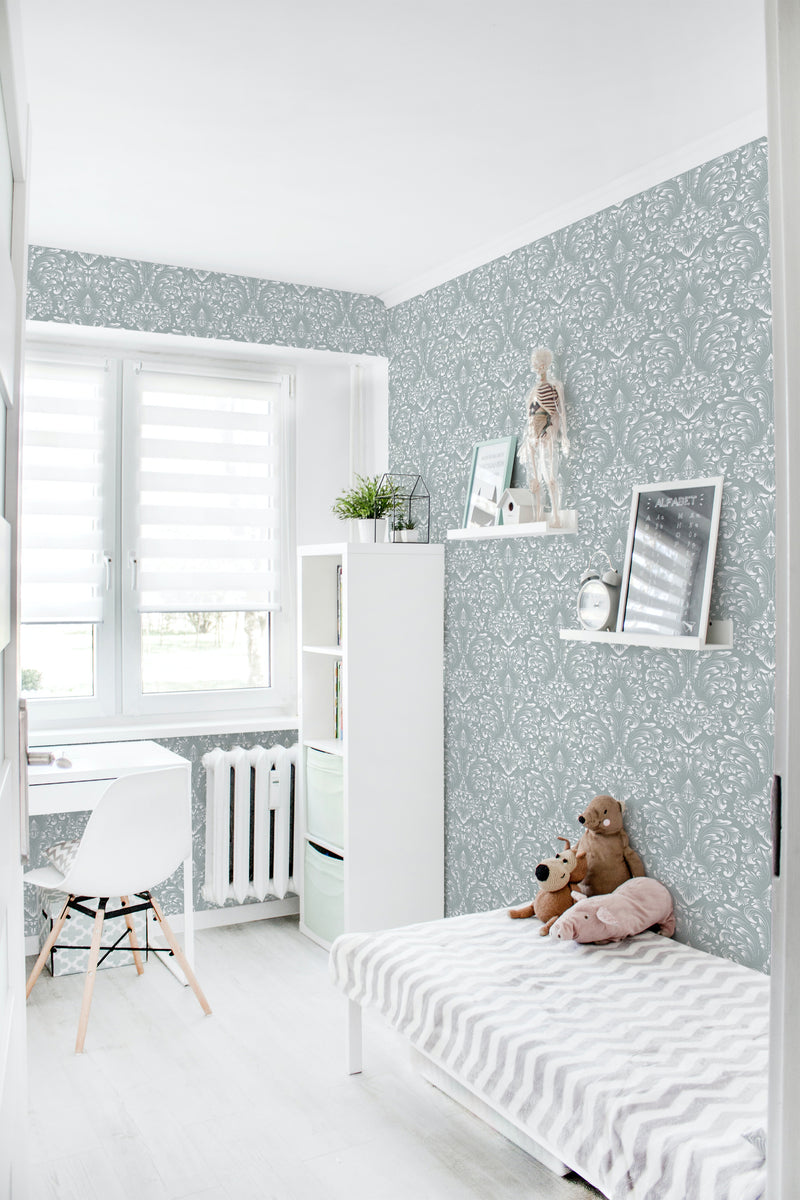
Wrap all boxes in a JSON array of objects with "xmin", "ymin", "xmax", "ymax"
[{"xmin": 550, "ymin": 877, "xmax": 675, "ymax": 943}]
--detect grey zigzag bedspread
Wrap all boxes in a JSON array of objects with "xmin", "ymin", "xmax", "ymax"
[{"xmin": 329, "ymin": 909, "xmax": 768, "ymax": 1200}]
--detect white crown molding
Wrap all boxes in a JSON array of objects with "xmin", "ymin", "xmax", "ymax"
[{"xmin": 379, "ymin": 111, "xmax": 768, "ymax": 310}]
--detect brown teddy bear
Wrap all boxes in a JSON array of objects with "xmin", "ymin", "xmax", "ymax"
[
  {"xmin": 509, "ymin": 837, "xmax": 588, "ymax": 935},
  {"xmin": 574, "ymin": 793, "xmax": 645, "ymax": 896}
]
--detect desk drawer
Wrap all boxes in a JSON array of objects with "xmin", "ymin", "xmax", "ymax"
[{"xmin": 29, "ymin": 779, "xmax": 112, "ymax": 816}]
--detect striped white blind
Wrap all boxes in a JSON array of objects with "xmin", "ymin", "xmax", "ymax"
[
  {"xmin": 21, "ymin": 359, "xmax": 109, "ymax": 623},
  {"xmin": 131, "ymin": 366, "xmax": 281, "ymax": 613}
]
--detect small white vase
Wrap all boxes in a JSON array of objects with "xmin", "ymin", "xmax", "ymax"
[{"xmin": 355, "ymin": 519, "xmax": 387, "ymax": 543}]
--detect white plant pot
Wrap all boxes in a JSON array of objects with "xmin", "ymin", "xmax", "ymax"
[
  {"xmin": 355, "ymin": 519, "xmax": 387, "ymax": 543},
  {"xmin": 395, "ymin": 529, "xmax": 419, "ymax": 543}
]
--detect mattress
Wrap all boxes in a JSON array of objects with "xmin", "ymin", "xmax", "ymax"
[{"xmin": 330, "ymin": 909, "xmax": 768, "ymax": 1200}]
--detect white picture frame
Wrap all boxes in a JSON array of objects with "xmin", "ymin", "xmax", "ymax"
[
  {"xmin": 462, "ymin": 436, "xmax": 517, "ymax": 529},
  {"xmin": 617, "ymin": 476, "xmax": 724, "ymax": 639}
]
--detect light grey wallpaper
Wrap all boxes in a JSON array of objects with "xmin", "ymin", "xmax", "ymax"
[
  {"xmin": 387, "ymin": 139, "xmax": 774, "ymax": 972},
  {"xmin": 25, "ymin": 730, "xmax": 298, "ymax": 937},
  {"xmin": 27, "ymin": 246, "xmax": 387, "ymax": 356},
  {"xmin": 26, "ymin": 140, "xmax": 774, "ymax": 971}
]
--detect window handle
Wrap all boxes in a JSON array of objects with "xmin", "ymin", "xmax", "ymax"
[
  {"xmin": 129, "ymin": 552, "xmax": 139, "ymax": 591},
  {"xmin": 104, "ymin": 554, "xmax": 112, "ymax": 591}
]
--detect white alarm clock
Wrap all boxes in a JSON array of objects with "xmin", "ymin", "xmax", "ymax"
[{"xmin": 577, "ymin": 564, "xmax": 622, "ymax": 631}]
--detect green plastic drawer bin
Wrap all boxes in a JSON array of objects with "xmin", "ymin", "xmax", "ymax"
[
  {"xmin": 305, "ymin": 747, "xmax": 344, "ymax": 849},
  {"xmin": 303, "ymin": 840, "xmax": 344, "ymax": 945}
]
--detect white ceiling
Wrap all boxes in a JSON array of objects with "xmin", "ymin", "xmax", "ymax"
[{"xmin": 20, "ymin": 0, "xmax": 767, "ymax": 306}]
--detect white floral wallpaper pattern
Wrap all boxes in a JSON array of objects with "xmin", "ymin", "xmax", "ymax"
[
  {"xmin": 25, "ymin": 139, "xmax": 774, "ymax": 971},
  {"xmin": 387, "ymin": 139, "xmax": 774, "ymax": 972},
  {"xmin": 27, "ymin": 246, "xmax": 387, "ymax": 355}
]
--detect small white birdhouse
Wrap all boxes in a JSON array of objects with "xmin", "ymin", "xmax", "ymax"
[{"xmin": 499, "ymin": 488, "xmax": 536, "ymax": 525}]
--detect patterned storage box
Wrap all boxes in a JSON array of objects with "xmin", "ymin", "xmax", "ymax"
[{"xmin": 38, "ymin": 890, "xmax": 149, "ymax": 977}]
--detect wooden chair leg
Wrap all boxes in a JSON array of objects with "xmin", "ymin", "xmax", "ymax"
[
  {"xmin": 120, "ymin": 895, "xmax": 145, "ymax": 975},
  {"xmin": 148, "ymin": 894, "xmax": 211, "ymax": 1016},
  {"xmin": 26, "ymin": 896, "xmax": 72, "ymax": 999},
  {"xmin": 75, "ymin": 900, "xmax": 106, "ymax": 1054}
]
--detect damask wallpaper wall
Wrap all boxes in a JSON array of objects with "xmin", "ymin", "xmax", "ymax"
[
  {"xmin": 25, "ymin": 138, "xmax": 774, "ymax": 971},
  {"xmin": 387, "ymin": 138, "xmax": 774, "ymax": 972},
  {"xmin": 26, "ymin": 245, "xmax": 387, "ymax": 356}
]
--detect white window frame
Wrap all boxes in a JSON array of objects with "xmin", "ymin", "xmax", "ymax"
[
  {"xmin": 22, "ymin": 342, "xmax": 296, "ymax": 731},
  {"xmin": 20, "ymin": 352, "xmax": 119, "ymax": 726}
]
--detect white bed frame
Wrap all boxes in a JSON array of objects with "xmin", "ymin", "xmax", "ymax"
[{"xmin": 346, "ymin": 999, "xmax": 569, "ymax": 1177}]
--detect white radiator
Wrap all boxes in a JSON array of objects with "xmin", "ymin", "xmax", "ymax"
[{"xmin": 201, "ymin": 743, "xmax": 298, "ymax": 907}]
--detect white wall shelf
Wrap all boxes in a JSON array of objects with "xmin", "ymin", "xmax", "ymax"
[
  {"xmin": 559, "ymin": 618, "xmax": 733, "ymax": 651},
  {"xmin": 302, "ymin": 644, "xmax": 343, "ymax": 657},
  {"xmin": 447, "ymin": 510, "xmax": 577, "ymax": 541}
]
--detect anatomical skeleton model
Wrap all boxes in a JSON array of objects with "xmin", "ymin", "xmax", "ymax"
[{"xmin": 518, "ymin": 346, "xmax": 569, "ymax": 527}]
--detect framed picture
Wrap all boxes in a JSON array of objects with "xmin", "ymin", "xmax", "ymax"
[
  {"xmin": 462, "ymin": 436, "xmax": 517, "ymax": 529},
  {"xmin": 617, "ymin": 476, "xmax": 724, "ymax": 638}
]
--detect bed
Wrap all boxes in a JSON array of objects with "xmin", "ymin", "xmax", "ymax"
[{"xmin": 329, "ymin": 908, "xmax": 768, "ymax": 1200}]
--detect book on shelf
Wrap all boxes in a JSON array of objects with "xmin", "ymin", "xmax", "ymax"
[
  {"xmin": 334, "ymin": 659, "xmax": 343, "ymax": 740},
  {"xmin": 336, "ymin": 564, "xmax": 342, "ymax": 647}
]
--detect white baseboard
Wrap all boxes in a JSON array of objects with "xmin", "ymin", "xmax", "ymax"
[
  {"xmin": 24, "ymin": 895, "xmax": 300, "ymax": 956},
  {"xmin": 176, "ymin": 896, "xmax": 300, "ymax": 933}
]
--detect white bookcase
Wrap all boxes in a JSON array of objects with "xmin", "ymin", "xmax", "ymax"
[{"xmin": 298, "ymin": 542, "xmax": 445, "ymax": 949}]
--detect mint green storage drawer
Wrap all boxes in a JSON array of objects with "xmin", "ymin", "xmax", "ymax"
[
  {"xmin": 304, "ymin": 840, "xmax": 344, "ymax": 945},
  {"xmin": 306, "ymin": 747, "xmax": 344, "ymax": 849}
]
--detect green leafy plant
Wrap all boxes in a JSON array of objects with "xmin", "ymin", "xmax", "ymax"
[
  {"xmin": 331, "ymin": 475, "xmax": 399, "ymax": 521},
  {"xmin": 391, "ymin": 514, "xmax": 417, "ymax": 531},
  {"xmin": 21, "ymin": 667, "xmax": 43, "ymax": 692}
]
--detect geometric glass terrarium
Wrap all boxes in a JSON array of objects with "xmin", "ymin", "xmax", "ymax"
[{"xmin": 378, "ymin": 473, "xmax": 431, "ymax": 543}]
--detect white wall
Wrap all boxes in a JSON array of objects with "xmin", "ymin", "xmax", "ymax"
[{"xmin": 295, "ymin": 354, "xmax": 388, "ymax": 546}]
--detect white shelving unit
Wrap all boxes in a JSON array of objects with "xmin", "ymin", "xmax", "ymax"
[
  {"xmin": 447, "ymin": 509, "xmax": 578, "ymax": 541},
  {"xmin": 298, "ymin": 542, "xmax": 445, "ymax": 949},
  {"xmin": 559, "ymin": 618, "xmax": 733, "ymax": 651}
]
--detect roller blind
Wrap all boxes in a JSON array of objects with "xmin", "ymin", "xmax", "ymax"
[
  {"xmin": 129, "ymin": 365, "xmax": 282, "ymax": 613},
  {"xmin": 20, "ymin": 359, "xmax": 109, "ymax": 623}
]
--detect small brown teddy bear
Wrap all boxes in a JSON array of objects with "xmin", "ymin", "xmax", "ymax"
[
  {"xmin": 509, "ymin": 837, "xmax": 588, "ymax": 935},
  {"xmin": 574, "ymin": 793, "xmax": 645, "ymax": 896}
]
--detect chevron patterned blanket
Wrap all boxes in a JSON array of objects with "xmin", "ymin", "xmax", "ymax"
[{"xmin": 330, "ymin": 909, "xmax": 768, "ymax": 1200}]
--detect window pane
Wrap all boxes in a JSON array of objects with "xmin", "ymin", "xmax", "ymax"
[
  {"xmin": 140, "ymin": 611, "xmax": 270, "ymax": 694},
  {"xmin": 21, "ymin": 624, "xmax": 95, "ymax": 698}
]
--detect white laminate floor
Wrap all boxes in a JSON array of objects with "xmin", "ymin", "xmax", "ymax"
[{"xmin": 25, "ymin": 916, "xmax": 603, "ymax": 1200}]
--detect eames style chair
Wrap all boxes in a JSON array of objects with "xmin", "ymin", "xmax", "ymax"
[{"xmin": 24, "ymin": 766, "xmax": 211, "ymax": 1051}]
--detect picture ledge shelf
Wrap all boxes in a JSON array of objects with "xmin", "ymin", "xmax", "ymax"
[
  {"xmin": 559, "ymin": 619, "xmax": 733, "ymax": 651},
  {"xmin": 447, "ymin": 510, "xmax": 578, "ymax": 541}
]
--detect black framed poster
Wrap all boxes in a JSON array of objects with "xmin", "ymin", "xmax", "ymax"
[{"xmin": 618, "ymin": 476, "xmax": 723, "ymax": 638}]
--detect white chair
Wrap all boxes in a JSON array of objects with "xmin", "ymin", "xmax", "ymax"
[{"xmin": 24, "ymin": 766, "xmax": 211, "ymax": 1052}]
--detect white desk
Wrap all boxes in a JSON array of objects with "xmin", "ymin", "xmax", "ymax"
[{"xmin": 28, "ymin": 740, "xmax": 195, "ymax": 968}]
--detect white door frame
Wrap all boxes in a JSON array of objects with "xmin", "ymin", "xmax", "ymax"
[
  {"xmin": 0, "ymin": 0, "xmax": 28, "ymax": 1196},
  {"xmin": 765, "ymin": 0, "xmax": 800, "ymax": 1195}
]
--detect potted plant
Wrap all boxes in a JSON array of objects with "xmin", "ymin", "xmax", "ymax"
[
  {"xmin": 391, "ymin": 515, "xmax": 418, "ymax": 543},
  {"xmin": 332, "ymin": 475, "xmax": 398, "ymax": 543}
]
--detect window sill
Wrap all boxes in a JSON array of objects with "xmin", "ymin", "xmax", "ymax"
[{"xmin": 28, "ymin": 711, "xmax": 300, "ymax": 747}]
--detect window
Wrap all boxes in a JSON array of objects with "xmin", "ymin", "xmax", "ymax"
[{"xmin": 20, "ymin": 350, "xmax": 292, "ymax": 726}]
